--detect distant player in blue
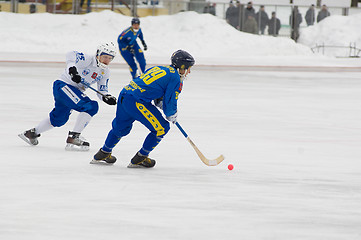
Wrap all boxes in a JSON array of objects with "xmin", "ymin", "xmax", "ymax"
[
  {"xmin": 91, "ymin": 50, "xmax": 195, "ymax": 167},
  {"xmin": 118, "ymin": 17, "xmax": 147, "ymax": 79}
]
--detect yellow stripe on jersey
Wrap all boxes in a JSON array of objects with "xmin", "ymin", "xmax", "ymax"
[{"xmin": 136, "ymin": 102, "xmax": 165, "ymax": 136}]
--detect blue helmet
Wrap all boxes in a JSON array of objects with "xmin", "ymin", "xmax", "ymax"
[
  {"xmin": 131, "ymin": 17, "xmax": 140, "ymax": 25},
  {"xmin": 171, "ymin": 50, "xmax": 195, "ymax": 70}
]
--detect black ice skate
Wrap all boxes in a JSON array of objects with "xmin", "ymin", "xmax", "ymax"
[
  {"xmin": 65, "ymin": 131, "xmax": 90, "ymax": 151},
  {"xmin": 18, "ymin": 128, "xmax": 40, "ymax": 146},
  {"xmin": 90, "ymin": 148, "xmax": 117, "ymax": 164},
  {"xmin": 127, "ymin": 152, "xmax": 156, "ymax": 168}
]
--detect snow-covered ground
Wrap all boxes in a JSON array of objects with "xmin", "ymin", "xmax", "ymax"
[
  {"xmin": 1, "ymin": 10, "xmax": 361, "ymax": 62},
  {"xmin": 0, "ymin": 11, "xmax": 360, "ymax": 240},
  {"xmin": 299, "ymin": 13, "xmax": 361, "ymax": 57},
  {"xmin": 0, "ymin": 10, "xmax": 309, "ymax": 63}
]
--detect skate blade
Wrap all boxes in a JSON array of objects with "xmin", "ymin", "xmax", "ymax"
[
  {"xmin": 127, "ymin": 163, "xmax": 149, "ymax": 168},
  {"xmin": 18, "ymin": 133, "xmax": 38, "ymax": 146},
  {"xmin": 90, "ymin": 159, "xmax": 114, "ymax": 165},
  {"xmin": 65, "ymin": 143, "xmax": 89, "ymax": 152}
]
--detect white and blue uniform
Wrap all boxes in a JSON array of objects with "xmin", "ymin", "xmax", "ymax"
[{"xmin": 50, "ymin": 51, "xmax": 110, "ymax": 127}]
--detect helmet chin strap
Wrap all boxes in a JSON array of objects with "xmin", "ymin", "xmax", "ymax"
[
  {"xmin": 178, "ymin": 70, "xmax": 184, "ymax": 78},
  {"xmin": 179, "ymin": 71, "xmax": 188, "ymax": 81},
  {"xmin": 96, "ymin": 56, "xmax": 108, "ymax": 69},
  {"xmin": 178, "ymin": 68, "xmax": 190, "ymax": 81}
]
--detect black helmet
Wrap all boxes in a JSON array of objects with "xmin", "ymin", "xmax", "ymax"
[
  {"xmin": 171, "ymin": 50, "xmax": 195, "ymax": 70},
  {"xmin": 131, "ymin": 17, "xmax": 140, "ymax": 25}
]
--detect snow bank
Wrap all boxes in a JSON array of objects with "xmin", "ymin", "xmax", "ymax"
[
  {"xmin": 0, "ymin": 10, "xmax": 312, "ymax": 62},
  {"xmin": 298, "ymin": 13, "xmax": 361, "ymax": 56}
]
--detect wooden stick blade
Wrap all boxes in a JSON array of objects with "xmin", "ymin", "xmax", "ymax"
[
  {"xmin": 205, "ymin": 154, "xmax": 225, "ymax": 166},
  {"xmin": 187, "ymin": 137, "xmax": 225, "ymax": 166}
]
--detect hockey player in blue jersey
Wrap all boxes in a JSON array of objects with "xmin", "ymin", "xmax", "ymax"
[
  {"xmin": 117, "ymin": 17, "xmax": 147, "ymax": 79},
  {"xmin": 91, "ymin": 50, "xmax": 195, "ymax": 167},
  {"xmin": 18, "ymin": 43, "xmax": 118, "ymax": 151}
]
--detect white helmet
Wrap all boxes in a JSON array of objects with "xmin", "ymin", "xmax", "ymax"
[{"xmin": 96, "ymin": 42, "xmax": 117, "ymax": 69}]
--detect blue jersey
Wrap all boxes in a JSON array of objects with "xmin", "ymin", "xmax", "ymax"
[
  {"xmin": 117, "ymin": 27, "xmax": 144, "ymax": 50},
  {"xmin": 121, "ymin": 65, "xmax": 182, "ymax": 117}
]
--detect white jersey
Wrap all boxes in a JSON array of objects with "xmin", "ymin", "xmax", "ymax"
[{"xmin": 59, "ymin": 51, "xmax": 111, "ymax": 100}]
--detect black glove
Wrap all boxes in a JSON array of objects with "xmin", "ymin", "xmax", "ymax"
[
  {"xmin": 69, "ymin": 66, "xmax": 81, "ymax": 83},
  {"xmin": 102, "ymin": 94, "xmax": 117, "ymax": 105},
  {"xmin": 154, "ymin": 97, "xmax": 163, "ymax": 110},
  {"xmin": 141, "ymin": 40, "xmax": 147, "ymax": 51},
  {"xmin": 127, "ymin": 45, "xmax": 135, "ymax": 55}
]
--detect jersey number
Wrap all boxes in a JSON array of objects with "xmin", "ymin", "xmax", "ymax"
[
  {"xmin": 140, "ymin": 67, "xmax": 166, "ymax": 85},
  {"xmin": 75, "ymin": 52, "xmax": 85, "ymax": 63}
]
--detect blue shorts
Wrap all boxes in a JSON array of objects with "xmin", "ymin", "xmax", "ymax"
[{"xmin": 49, "ymin": 80, "xmax": 98, "ymax": 127}]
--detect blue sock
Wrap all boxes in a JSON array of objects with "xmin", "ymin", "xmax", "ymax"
[
  {"xmin": 139, "ymin": 133, "xmax": 162, "ymax": 156},
  {"xmin": 102, "ymin": 130, "xmax": 121, "ymax": 153}
]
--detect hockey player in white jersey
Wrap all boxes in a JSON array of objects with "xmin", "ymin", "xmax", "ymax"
[{"xmin": 18, "ymin": 42, "xmax": 118, "ymax": 151}]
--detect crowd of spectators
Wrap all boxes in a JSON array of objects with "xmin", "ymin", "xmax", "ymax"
[
  {"xmin": 225, "ymin": 1, "xmax": 282, "ymax": 36},
  {"xmin": 224, "ymin": 1, "xmax": 331, "ymax": 40}
]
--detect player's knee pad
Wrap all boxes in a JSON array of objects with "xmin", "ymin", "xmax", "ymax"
[
  {"xmin": 155, "ymin": 122, "xmax": 170, "ymax": 138},
  {"xmin": 112, "ymin": 118, "xmax": 133, "ymax": 137},
  {"xmin": 49, "ymin": 111, "xmax": 70, "ymax": 127},
  {"xmin": 83, "ymin": 100, "xmax": 99, "ymax": 116},
  {"xmin": 118, "ymin": 125, "xmax": 132, "ymax": 137}
]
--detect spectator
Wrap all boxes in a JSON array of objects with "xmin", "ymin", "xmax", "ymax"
[
  {"xmin": 268, "ymin": 12, "xmax": 281, "ymax": 36},
  {"xmin": 203, "ymin": 2, "xmax": 216, "ymax": 16},
  {"xmin": 244, "ymin": 1, "xmax": 256, "ymax": 19},
  {"xmin": 226, "ymin": 1, "xmax": 239, "ymax": 29},
  {"xmin": 290, "ymin": 6, "xmax": 302, "ymax": 42},
  {"xmin": 30, "ymin": 3, "xmax": 37, "ymax": 13},
  {"xmin": 305, "ymin": 4, "xmax": 315, "ymax": 26},
  {"xmin": 80, "ymin": 0, "xmax": 91, "ymax": 13},
  {"xmin": 255, "ymin": 5, "xmax": 269, "ymax": 34},
  {"xmin": 235, "ymin": 1, "xmax": 244, "ymax": 30},
  {"xmin": 317, "ymin": 4, "xmax": 330, "ymax": 23},
  {"xmin": 244, "ymin": 15, "xmax": 258, "ymax": 34},
  {"xmin": 141, "ymin": 0, "xmax": 159, "ymax": 5}
]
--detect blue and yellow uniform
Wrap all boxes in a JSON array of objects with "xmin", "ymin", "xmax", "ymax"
[
  {"xmin": 101, "ymin": 65, "xmax": 182, "ymax": 156},
  {"xmin": 117, "ymin": 27, "xmax": 146, "ymax": 79},
  {"xmin": 92, "ymin": 49, "xmax": 194, "ymax": 167}
]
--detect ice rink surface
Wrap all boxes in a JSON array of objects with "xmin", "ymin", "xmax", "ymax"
[{"xmin": 1, "ymin": 61, "xmax": 361, "ymax": 240}]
